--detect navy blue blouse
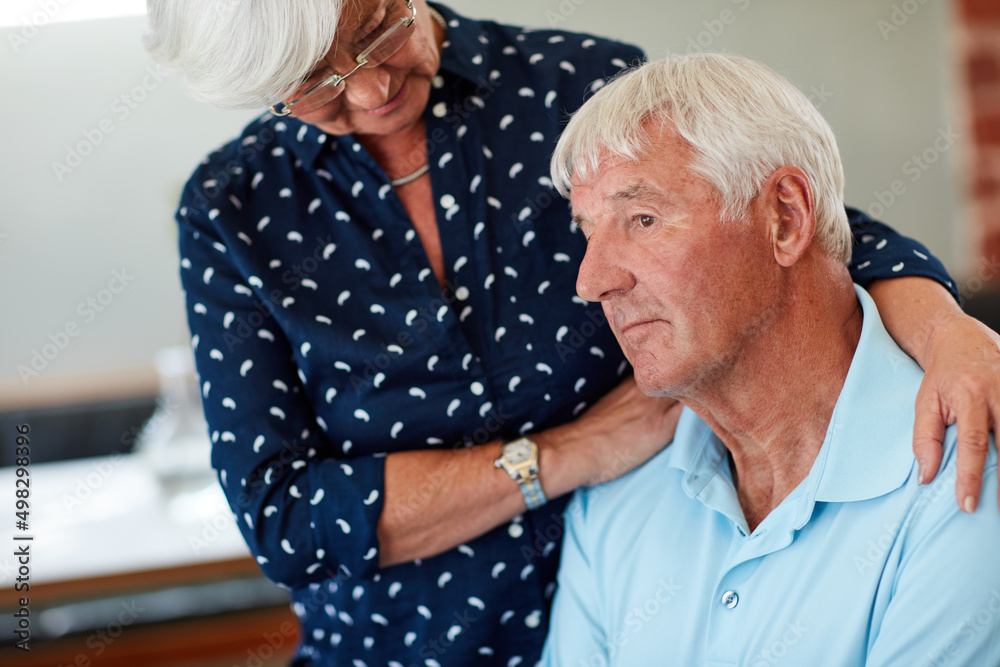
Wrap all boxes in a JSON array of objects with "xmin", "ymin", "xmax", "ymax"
[{"xmin": 176, "ymin": 4, "xmax": 957, "ymax": 665}]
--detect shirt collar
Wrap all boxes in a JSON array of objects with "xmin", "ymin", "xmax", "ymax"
[
  {"xmin": 811, "ymin": 284, "xmax": 921, "ymax": 502},
  {"xmin": 669, "ymin": 285, "xmax": 920, "ymax": 509},
  {"xmin": 268, "ymin": 115, "xmax": 331, "ymax": 168},
  {"xmin": 431, "ymin": 2, "xmax": 495, "ymax": 87}
]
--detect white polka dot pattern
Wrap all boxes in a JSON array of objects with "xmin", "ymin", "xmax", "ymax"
[{"xmin": 175, "ymin": 5, "xmax": 955, "ymax": 666}]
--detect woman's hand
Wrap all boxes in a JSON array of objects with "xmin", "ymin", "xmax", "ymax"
[
  {"xmin": 537, "ymin": 376, "xmax": 683, "ymax": 492},
  {"xmin": 868, "ymin": 276, "xmax": 1000, "ymax": 512},
  {"xmin": 913, "ymin": 314, "xmax": 1000, "ymax": 513}
]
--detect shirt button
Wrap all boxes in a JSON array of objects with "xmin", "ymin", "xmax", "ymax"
[
  {"xmin": 455, "ymin": 286, "xmax": 470, "ymax": 301},
  {"xmin": 470, "ymin": 381, "xmax": 485, "ymax": 396},
  {"xmin": 440, "ymin": 194, "xmax": 456, "ymax": 208},
  {"xmin": 721, "ymin": 591, "xmax": 739, "ymax": 609}
]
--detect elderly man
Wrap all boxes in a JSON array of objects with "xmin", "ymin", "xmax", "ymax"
[{"xmin": 542, "ymin": 54, "xmax": 1000, "ymax": 666}]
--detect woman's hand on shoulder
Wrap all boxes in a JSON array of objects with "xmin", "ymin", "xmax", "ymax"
[
  {"xmin": 537, "ymin": 376, "xmax": 682, "ymax": 494},
  {"xmin": 913, "ymin": 313, "xmax": 1000, "ymax": 513}
]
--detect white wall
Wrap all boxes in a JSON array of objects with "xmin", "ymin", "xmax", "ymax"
[
  {"xmin": 1, "ymin": 15, "xmax": 259, "ymax": 406},
  {"xmin": 0, "ymin": 0, "xmax": 966, "ymax": 407}
]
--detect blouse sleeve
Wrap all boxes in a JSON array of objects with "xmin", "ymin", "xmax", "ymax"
[
  {"xmin": 177, "ymin": 186, "xmax": 385, "ymax": 587},
  {"xmin": 846, "ymin": 207, "xmax": 959, "ymax": 302}
]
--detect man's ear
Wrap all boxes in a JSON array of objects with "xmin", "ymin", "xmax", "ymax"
[{"xmin": 764, "ymin": 167, "xmax": 816, "ymax": 268}]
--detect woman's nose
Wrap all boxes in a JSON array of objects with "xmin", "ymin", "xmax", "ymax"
[{"xmin": 342, "ymin": 65, "xmax": 393, "ymax": 109}]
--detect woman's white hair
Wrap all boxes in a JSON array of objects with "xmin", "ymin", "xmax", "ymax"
[
  {"xmin": 551, "ymin": 53, "xmax": 852, "ymax": 263},
  {"xmin": 144, "ymin": 0, "xmax": 344, "ymax": 109}
]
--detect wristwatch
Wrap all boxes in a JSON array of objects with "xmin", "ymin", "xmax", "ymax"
[{"xmin": 494, "ymin": 436, "xmax": 547, "ymax": 510}]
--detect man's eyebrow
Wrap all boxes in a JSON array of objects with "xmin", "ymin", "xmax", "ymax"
[
  {"xmin": 612, "ymin": 182, "xmax": 658, "ymax": 201},
  {"xmin": 570, "ymin": 212, "xmax": 588, "ymax": 230}
]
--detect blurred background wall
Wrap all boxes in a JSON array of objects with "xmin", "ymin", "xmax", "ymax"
[{"xmin": 1, "ymin": 0, "xmax": 993, "ymax": 412}]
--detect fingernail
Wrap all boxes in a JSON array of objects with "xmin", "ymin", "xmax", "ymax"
[
  {"xmin": 917, "ymin": 460, "xmax": 927, "ymax": 485},
  {"xmin": 963, "ymin": 495, "xmax": 977, "ymax": 514}
]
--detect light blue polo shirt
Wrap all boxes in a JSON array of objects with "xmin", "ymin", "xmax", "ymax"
[{"xmin": 543, "ymin": 286, "xmax": 1000, "ymax": 667}]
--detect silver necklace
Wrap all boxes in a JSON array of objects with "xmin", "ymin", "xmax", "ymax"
[
  {"xmin": 390, "ymin": 163, "xmax": 429, "ymax": 187},
  {"xmin": 429, "ymin": 7, "xmax": 447, "ymax": 32},
  {"xmin": 389, "ymin": 8, "xmax": 445, "ymax": 189}
]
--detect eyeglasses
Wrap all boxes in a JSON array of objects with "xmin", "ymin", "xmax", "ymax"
[{"xmin": 269, "ymin": 0, "xmax": 416, "ymax": 117}]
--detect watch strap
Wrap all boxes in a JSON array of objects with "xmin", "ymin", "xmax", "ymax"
[{"xmin": 519, "ymin": 474, "xmax": 547, "ymax": 510}]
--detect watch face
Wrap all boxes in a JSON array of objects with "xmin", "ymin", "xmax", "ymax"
[{"xmin": 505, "ymin": 439, "xmax": 533, "ymax": 465}]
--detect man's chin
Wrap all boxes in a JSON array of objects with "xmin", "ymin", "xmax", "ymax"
[{"xmin": 632, "ymin": 368, "xmax": 674, "ymax": 398}]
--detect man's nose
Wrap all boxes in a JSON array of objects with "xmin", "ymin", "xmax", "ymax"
[{"xmin": 576, "ymin": 228, "xmax": 635, "ymax": 303}]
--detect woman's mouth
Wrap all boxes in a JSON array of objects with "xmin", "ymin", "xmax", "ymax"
[{"xmin": 365, "ymin": 80, "xmax": 408, "ymax": 116}]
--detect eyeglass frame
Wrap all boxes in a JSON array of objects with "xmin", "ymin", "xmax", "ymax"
[{"xmin": 269, "ymin": 0, "xmax": 416, "ymax": 117}]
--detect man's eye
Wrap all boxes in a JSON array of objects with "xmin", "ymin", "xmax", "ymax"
[{"xmin": 637, "ymin": 215, "xmax": 656, "ymax": 228}]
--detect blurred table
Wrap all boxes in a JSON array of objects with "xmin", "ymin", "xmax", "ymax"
[{"xmin": 0, "ymin": 453, "xmax": 298, "ymax": 666}]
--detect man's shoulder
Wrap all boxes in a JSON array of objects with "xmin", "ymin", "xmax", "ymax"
[
  {"xmin": 568, "ymin": 421, "xmax": 691, "ymax": 538},
  {"xmin": 909, "ymin": 427, "xmax": 998, "ymax": 526}
]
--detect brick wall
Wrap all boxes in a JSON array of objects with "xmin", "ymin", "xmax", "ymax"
[{"xmin": 958, "ymin": 0, "xmax": 1000, "ymax": 282}]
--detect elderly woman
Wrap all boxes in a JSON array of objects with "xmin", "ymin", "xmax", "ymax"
[{"xmin": 146, "ymin": 1, "xmax": 1000, "ymax": 665}]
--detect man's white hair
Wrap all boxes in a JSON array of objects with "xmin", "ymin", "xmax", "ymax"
[
  {"xmin": 144, "ymin": 0, "xmax": 344, "ymax": 109},
  {"xmin": 551, "ymin": 53, "xmax": 852, "ymax": 263}
]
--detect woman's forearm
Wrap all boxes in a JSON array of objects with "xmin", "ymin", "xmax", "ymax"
[
  {"xmin": 866, "ymin": 276, "xmax": 963, "ymax": 365},
  {"xmin": 378, "ymin": 442, "xmax": 523, "ymax": 567},
  {"xmin": 377, "ymin": 378, "xmax": 681, "ymax": 567}
]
